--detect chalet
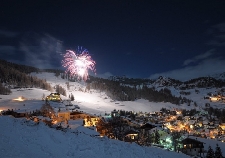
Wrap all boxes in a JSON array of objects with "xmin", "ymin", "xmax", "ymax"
[
  {"xmin": 70, "ymin": 111, "xmax": 84, "ymax": 120},
  {"xmin": 203, "ymin": 120, "xmax": 209, "ymax": 128},
  {"xmin": 184, "ymin": 116, "xmax": 190, "ymax": 121},
  {"xmin": 96, "ymin": 118, "xmax": 113, "ymax": 137},
  {"xmin": 188, "ymin": 120, "xmax": 196, "ymax": 129},
  {"xmin": 46, "ymin": 93, "xmax": 62, "ymax": 102},
  {"xmin": 123, "ymin": 130, "xmax": 139, "ymax": 142},
  {"xmin": 83, "ymin": 116, "xmax": 99, "ymax": 127},
  {"xmin": 181, "ymin": 138, "xmax": 204, "ymax": 157},
  {"xmin": 121, "ymin": 117, "xmax": 140, "ymax": 128},
  {"xmin": 206, "ymin": 122, "xmax": 217, "ymax": 133},
  {"xmin": 140, "ymin": 123, "xmax": 157, "ymax": 137},
  {"xmin": 111, "ymin": 109, "xmax": 120, "ymax": 118},
  {"xmin": 219, "ymin": 123, "xmax": 225, "ymax": 130},
  {"xmin": 13, "ymin": 112, "xmax": 27, "ymax": 118}
]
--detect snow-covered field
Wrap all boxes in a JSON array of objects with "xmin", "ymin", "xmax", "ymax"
[
  {"xmin": 0, "ymin": 72, "xmax": 224, "ymax": 157},
  {"xmin": 0, "ymin": 116, "xmax": 189, "ymax": 158}
]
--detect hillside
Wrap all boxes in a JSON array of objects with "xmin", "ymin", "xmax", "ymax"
[
  {"xmin": 0, "ymin": 58, "xmax": 225, "ymax": 114},
  {"xmin": 0, "ymin": 116, "xmax": 189, "ymax": 158},
  {"xmin": 1, "ymin": 59, "xmax": 225, "ymax": 108},
  {"xmin": 1, "ymin": 61, "xmax": 225, "ymax": 157},
  {"xmin": 1, "ymin": 72, "xmax": 225, "ymax": 158}
]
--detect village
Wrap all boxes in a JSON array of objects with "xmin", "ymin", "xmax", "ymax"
[{"xmin": 1, "ymin": 92, "xmax": 225, "ymax": 158}]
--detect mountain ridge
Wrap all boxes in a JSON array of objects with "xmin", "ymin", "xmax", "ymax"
[{"xmin": 0, "ymin": 59, "xmax": 225, "ymax": 107}]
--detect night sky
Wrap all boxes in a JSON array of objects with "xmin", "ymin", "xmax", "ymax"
[{"xmin": 0, "ymin": 0, "xmax": 225, "ymax": 80}]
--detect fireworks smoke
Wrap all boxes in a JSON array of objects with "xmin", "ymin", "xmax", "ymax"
[{"xmin": 62, "ymin": 47, "xmax": 96, "ymax": 81}]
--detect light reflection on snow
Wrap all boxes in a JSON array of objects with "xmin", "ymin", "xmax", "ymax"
[{"xmin": 13, "ymin": 96, "xmax": 26, "ymax": 102}]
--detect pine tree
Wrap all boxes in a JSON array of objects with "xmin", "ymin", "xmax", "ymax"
[
  {"xmin": 214, "ymin": 144, "xmax": 223, "ymax": 158},
  {"xmin": 155, "ymin": 130, "xmax": 160, "ymax": 144},
  {"xmin": 71, "ymin": 93, "xmax": 75, "ymax": 101},
  {"xmin": 206, "ymin": 146, "xmax": 215, "ymax": 158},
  {"xmin": 171, "ymin": 131, "xmax": 181, "ymax": 151}
]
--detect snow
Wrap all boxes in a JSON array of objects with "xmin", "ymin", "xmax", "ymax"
[
  {"xmin": 0, "ymin": 116, "xmax": 189, "ymax": 158},
  {"xmin": 0, "ymin": 72, "xmax": 224, "ymax": 157}
]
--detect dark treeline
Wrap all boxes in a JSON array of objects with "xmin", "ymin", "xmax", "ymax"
[
  {"xmin": 205, "ymin": 107, "xmax": 225, "ymax": 122},
  {"xmin": 0, "ymin": 59, "xmax": 53, "ymax": 94},
  {"xmin": 0, "ymin": 82, "xmax": 11, "ymax": 95},
  {"xmin": 0, "ymin": 59, "xmax": 39, "ymax": 74},
  {"xmin": 87, "ymin": 76, "xmax": 191, "ymax": 105},
  {"xmin": 1, "ymin": 58, "xmax": 225, "ymax": 102},
  {"xmin": 152, "ymin": 76, "xmax": 225, "ymax": 90},
  {"xmin": 181, "ymin": 77, "xmax": 225, "ymax": 89},
  {"xmin": 0, "ymin": 59, "xmax": 64, "ymax": 74},
  {"xmin": 107, "ymin": 75, "xmax": 225, "ymax": 91},
  {"xmin": 108, "ymin": 75, "xmax": 155, "ymax": 85}
]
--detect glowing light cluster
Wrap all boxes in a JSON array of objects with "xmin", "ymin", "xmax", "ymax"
[
  {"xmin": 62, "ymin": 47, "xmax": 96, "ymax": 81},
  {"xmin": 13, "ymin": 96, "xmax": 26, "ymax": 101}
]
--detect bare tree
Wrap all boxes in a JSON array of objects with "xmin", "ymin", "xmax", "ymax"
[{"xmin": 40, "ymin": 101, "xmax": 55, "ymax": 118}]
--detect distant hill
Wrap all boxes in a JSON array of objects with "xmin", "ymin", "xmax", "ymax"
[
  {"xmin": 210, "ymin": 72, "xmax": 225, "ymax": 81},
  {"xmin": 0, "ymin": 59, "xmax": 53, "ymax": 94},
  {"xmin": 1, "ymin": 59, "xmax": 225, "ymax": 105}
]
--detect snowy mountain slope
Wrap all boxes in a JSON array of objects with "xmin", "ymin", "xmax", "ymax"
[
  {"xmin": 0, "ymin": 116, "xmax": 189, "ymax": 158},
  {"xmin": 1, "ymin": 72, "xmax": 225, "ymax": 157},
  {"xmin": 210, "ymin": 72, "xmax": 225, "ymax": 81},
  {"xmin": 0, "ymin": 87, "xmax": 186, "ymax": 115},
  {"xmin": 29, "ymin": 72, "xmax": 189, "ymax": 113},
  {"xmin": 1, "ymin": 72, "xmax": 224, "ymax": 114},
  {"xmin": 143, "ymin": 75, "xmax": 225, "ymax": 109}
]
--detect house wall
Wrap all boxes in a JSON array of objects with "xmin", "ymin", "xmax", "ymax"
[
  {"xmin": 70, "ymin": 113, "xmax": 92, "ymax": 120},
  {"xmin": 124, "ymin": 134, "xmax": 138, "ymax": 142},
  {"xmin": 58, "ymin": 112, "xmax": 70, "ymax": 122},
  {"xmin": 182, "ymin": 148, "xmax": 201, "ymax": 156}
]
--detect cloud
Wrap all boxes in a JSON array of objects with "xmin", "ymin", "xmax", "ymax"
[
  {"xmin": 183, "ymin": 49, "xmax": 215, "ymax": 66},
  {"xmin": 207, "ymin": 22, "xmax": 225, "ymax": 46},
  {"xmin": 207, "ymin": 40, "xmax": 225, "ymax": 47},
  {"xmin": 0, "ymin": 46, "xmax": 16, "ymax": 55},
  {"xmin": 0, "ymin": 30, "xmax": 18, "ymax": 38},
  {"xmin": 213, "ymin": 23, "xmax": 225, "ymax": 32},
  {"xmin": 19, "ymin": 32, "xmax": 64, "ymax": 69},
  {"xmin": 125, "ymin": 52, "xmax": 132, "ymax": 55},
  {"xmin": 149, "ymin": 57, "xmax": 225, "ymax": 81}
]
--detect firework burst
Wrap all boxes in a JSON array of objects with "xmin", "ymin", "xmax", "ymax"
[{"xmin": 62, "ymin": 47, "xmax": 96, "ymax": 81}]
